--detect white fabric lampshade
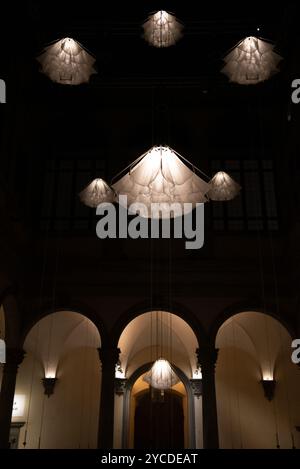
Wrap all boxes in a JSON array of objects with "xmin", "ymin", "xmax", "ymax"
[
  {"xmin": 112, "ymin": 145, "xmax": 210, "ymax": 218},
  {"xmin": 143, "ymin": 10, "xmax": 183, "ymax": 48},
  {"xmin": 79, "ymin": 178, "xmax": 115, "ymax": 208},
  {"xmin": 208, "ymin": 171, "xmax": 241, "ymax": 201},
  {"xmin": 143, "ymin": 359, "xmax": 179, "ymax": 390},
  {"xmin": 37, "ymin": 37, "xmax": 96, "ymax": 85},
  {"xmin": 222, "ymin": 36, "xmax": 282, "ymax": 85}
]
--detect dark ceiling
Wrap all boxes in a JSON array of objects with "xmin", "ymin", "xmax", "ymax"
[{"xmin": 0, "ymin": 1, "xmax": 298, "ymax": 237}]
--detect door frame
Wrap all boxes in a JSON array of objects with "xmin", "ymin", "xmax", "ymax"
[{"xmin": 121, "ymin": 362, "xmax": 196, "ymax": 448}]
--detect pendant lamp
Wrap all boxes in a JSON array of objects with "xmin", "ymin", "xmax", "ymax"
[
  {"xmin": 207, "ymin": 171, "xmax": 241, "ymax": 201},
  {"xmin": 143, "ymin": 10, "xmax": 183, "ymax": 48},
  {"xmin": 112, "ymin": 145, "xmax": 210, "ymax": 218},
  {"xmin": 222, "ymin": 36, "xmax": 282, "ymax": 85},
  {"xmin": 37, "ymin": 37, "xmax": 96, "ymax": 85},
  {"xmin": 143, "ymin": 358, "xmax": 179, "ymax": 390},
  {"xmin": 79, "ymin": 178, "xmax": 115, "ymax": 208}
]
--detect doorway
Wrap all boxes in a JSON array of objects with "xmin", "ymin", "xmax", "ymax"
[{"xmin": 134, "ymin": 389, "xmax": 184, "ymax": 449}]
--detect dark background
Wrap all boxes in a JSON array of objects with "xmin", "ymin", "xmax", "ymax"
[{"xmin": 0, "ymin": 1, "xmax": 299, "ymax": 341}]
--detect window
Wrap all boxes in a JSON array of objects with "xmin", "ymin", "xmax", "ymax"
[
  {"xmin": 40, "ymin": 154, "xmax": 106, "ymax": 232},
  {"xmin": 211, "ymin": 159, "xmax": 278, "ymax": 231}
]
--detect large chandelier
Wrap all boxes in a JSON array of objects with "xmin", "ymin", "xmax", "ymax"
[
  {"xmin": 143, "ymin": 358, "xmax": 179, "ymax": 390},
  {"xmin": 79, "ymin": 178, "xmax": 115, "ymax": 207},
  {"xmin": 79, "ymin": 147, "xmax": 241, "ymax": 212},
  {"xmin": 37, "ymin": 37, "xmax": 96, "ymax": 85},
  {"xmin": 222, "ymin": 36, "xmax": 282, "ymax": 85},
  {"xmin": 112, "ymin": 145, "xmax": 210, "ymax": 218},
  {"xmin": 143, "ymin": 10, "xmax": 183, "ymax": 48},
  {"xmin": 207, "ymin": 171, "xmax": 241, "ymax": 201}
]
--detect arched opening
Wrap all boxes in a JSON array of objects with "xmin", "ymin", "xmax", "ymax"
[
  {"xmin": 14, "ymin": 310, "xmax": 101, "ymax": 449},
  {"xmin": 215, "ymin": 311, "xmax": 300, "ymax": 449},
  {"xmin": 130, "ymin": 369, "xmax": 187, "ymax": 449},
  {"xmin": 115, "ymin": 311, "xmax": 202, "ymax": 449}
]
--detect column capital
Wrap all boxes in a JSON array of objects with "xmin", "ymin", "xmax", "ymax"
[
  {"xmin": 97, "ymin": 346, "xmax": 120, "ymax": 368},
  {"xmin": 4, "ymin": 348, "xmax": 25, "ymax": 371},
  {"xmin": 115, "ymin": 378, "xmax": 127, "ymax": 395},
  {"xmin": 190, "ymin": 378, "xmax": 203, "ymax": 398},
  {"xmin": 196, "ymin": 346, "xmax": 218, "ymax": 371}
]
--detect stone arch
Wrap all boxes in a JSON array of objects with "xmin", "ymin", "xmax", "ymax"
[
  {"xmin": 111, "ymin": 300, "xmax": 207, "ymax": 349},
  {"xmin": 16, "ymin": 309, "xmax": 102, "ymax": 448},
  {"xmin": 210, "ymin": 300, "xmax": 294, "ymax": 345},
  {"xmin": 20, "ymin": 299, "xmax": 106, "ymax": 348},
  {"xmin": 1, "ymin": 293, "xmax": 21, "ymax": 348},
  {"xmin": 214, "ymin": 310, "xmax": 299, "ymax": 449},
  {"xmin": 122, "ymin": 362, "xmax": 196, "ymax": 449}
]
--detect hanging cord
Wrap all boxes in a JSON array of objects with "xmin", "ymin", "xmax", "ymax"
[
  {"xmin": 23, "ymin": 320, "xmax": 41, "ymax": 448},
  {"xmin": 37, "ymin": 312, "xmax": 55, "ymax": 449},
  {"xmin": 87, "ymin": 328, "xmax": 97, "ymax": 448},
  {"xmin": 264, "ymin": 314, "xmax": 281, "ymax": 448},
  {"xmin": 244, "ymin": 95, "xmax": 267, "ymax": 445},
  {"xmin": 150, "ymin": 85, "xmax": 155, "ymax": 367},
  {"xmin": 277, "ymin": 324, "xmax": 295, "ymax": 448},
  {"xmin": 231, "ymin": 320, "xmax": 243, "ymax": 448},
  {"xmin": 168, "ymin": 223, "xmax": 174, "ymax": 441},
  {"xmin": 160, "ymin": 310, "xmax": 162, "ymax": 359},
  {"xmin": 250, "ymin": 95, "xmax": 282, "ymax": 449},
  {"xmin": 256, "ymin": 92, "xmax": 295, "ymax": 448},
  {"xmin": 78, "ymin": 319, "xmax": 90, "ymax": 448},
  {"xmin": 264, "ymin": 313, "xmax": 281, "ymax": 448},
  {"xmin": 37, "ymin": 238, "xmax": 59, "ymax": 448},
  {"xmin": 110, "ymin": 150, "xmax": 149, "ymax": 184},
  {"xmin": 155, "ymin": 311, "xmax": 159, "ymax": 362},
  {"xmin": 165, "ymin": 87, "xmax": 175, "ymax": 443},
  {"xmin": 110, "ymin": 145, "xmax": 212, "ymax": 186},
  {"xmin": 225, "ymin": 325, "xmax": 234, "ymax": 449},
  {"xmin": 23, "ymin": 186, "xmax": 53, "ymax": 448}
]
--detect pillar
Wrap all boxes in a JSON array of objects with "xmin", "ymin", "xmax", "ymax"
[
  {"xmin": 97, "ymin": 346, "xmax": 120, "ymax": 449},
  {"xmin": 196, "ymin": 346, "xmax": 219, "ymax": 448},
  {"xmin": 0, "ymin": 348, "xmax": 25, "ymax": 448}
]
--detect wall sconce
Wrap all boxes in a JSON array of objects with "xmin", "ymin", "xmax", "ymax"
[
  {"xmin": 260, "ymin": 378, "xmax": 276, "ymax": 401},
  {"xmin": 42, "ymin": 377, "xmax": 58, "ymax": 398}
]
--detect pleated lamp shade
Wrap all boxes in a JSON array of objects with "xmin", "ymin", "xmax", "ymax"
[
  {"xmin": 208, "ymin": 171, "xmax": 241, "ymax": 201},
  {"xmin": 37, "ymin": 37, "xmax": 96, "ymax": 85},
  {"xmin": 112, "ymin": 146, "xmax": 210, "ymax": 218},
  {"xmin": 222, "ymin": 36, "xmax": 282, "ymax": 85},
  {"xmin": 143, "ymin": 359, "xmax": 179, "ymax": 390},
  {"xmin": 143, "ymin": 10, "xmax": 183, "ymax": 48},
  {"xmin": 79, "ymin": 178, "xmax": 115, "ymax": 208}
]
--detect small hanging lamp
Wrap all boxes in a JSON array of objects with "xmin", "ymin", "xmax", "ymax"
[
  {"xmin": 37, "ymin": 37, "xmax": 96, "ymax": 85},
  {"xmin": 208, "ymin": 171, "xmax": 241, "ymax": 201},
  {"xmin": 143, "ymin": 358, "xmax": 179, "ymax": 390},
  {"xmin": 143, "ymin": 10, "xmax": 183, "ymax": 48},
  {"xmin": 222, "ymin": 36, "xmax": 282, "ymax": 85},
  {"xmin": 79, "ymin": 178, "xmax": 115, "ymax": 208}
]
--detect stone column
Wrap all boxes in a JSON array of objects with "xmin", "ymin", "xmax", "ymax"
[
  {"xmin": 0, "ymin": 348, "xmax": 25, "ymax": 448},
  {"xmin": 196, "ymin": 346, "xmax": 219, "ymax": 449},
  {"xmin": 97, "ymin": 347, "xmax": 120, "ymax": 449}
]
